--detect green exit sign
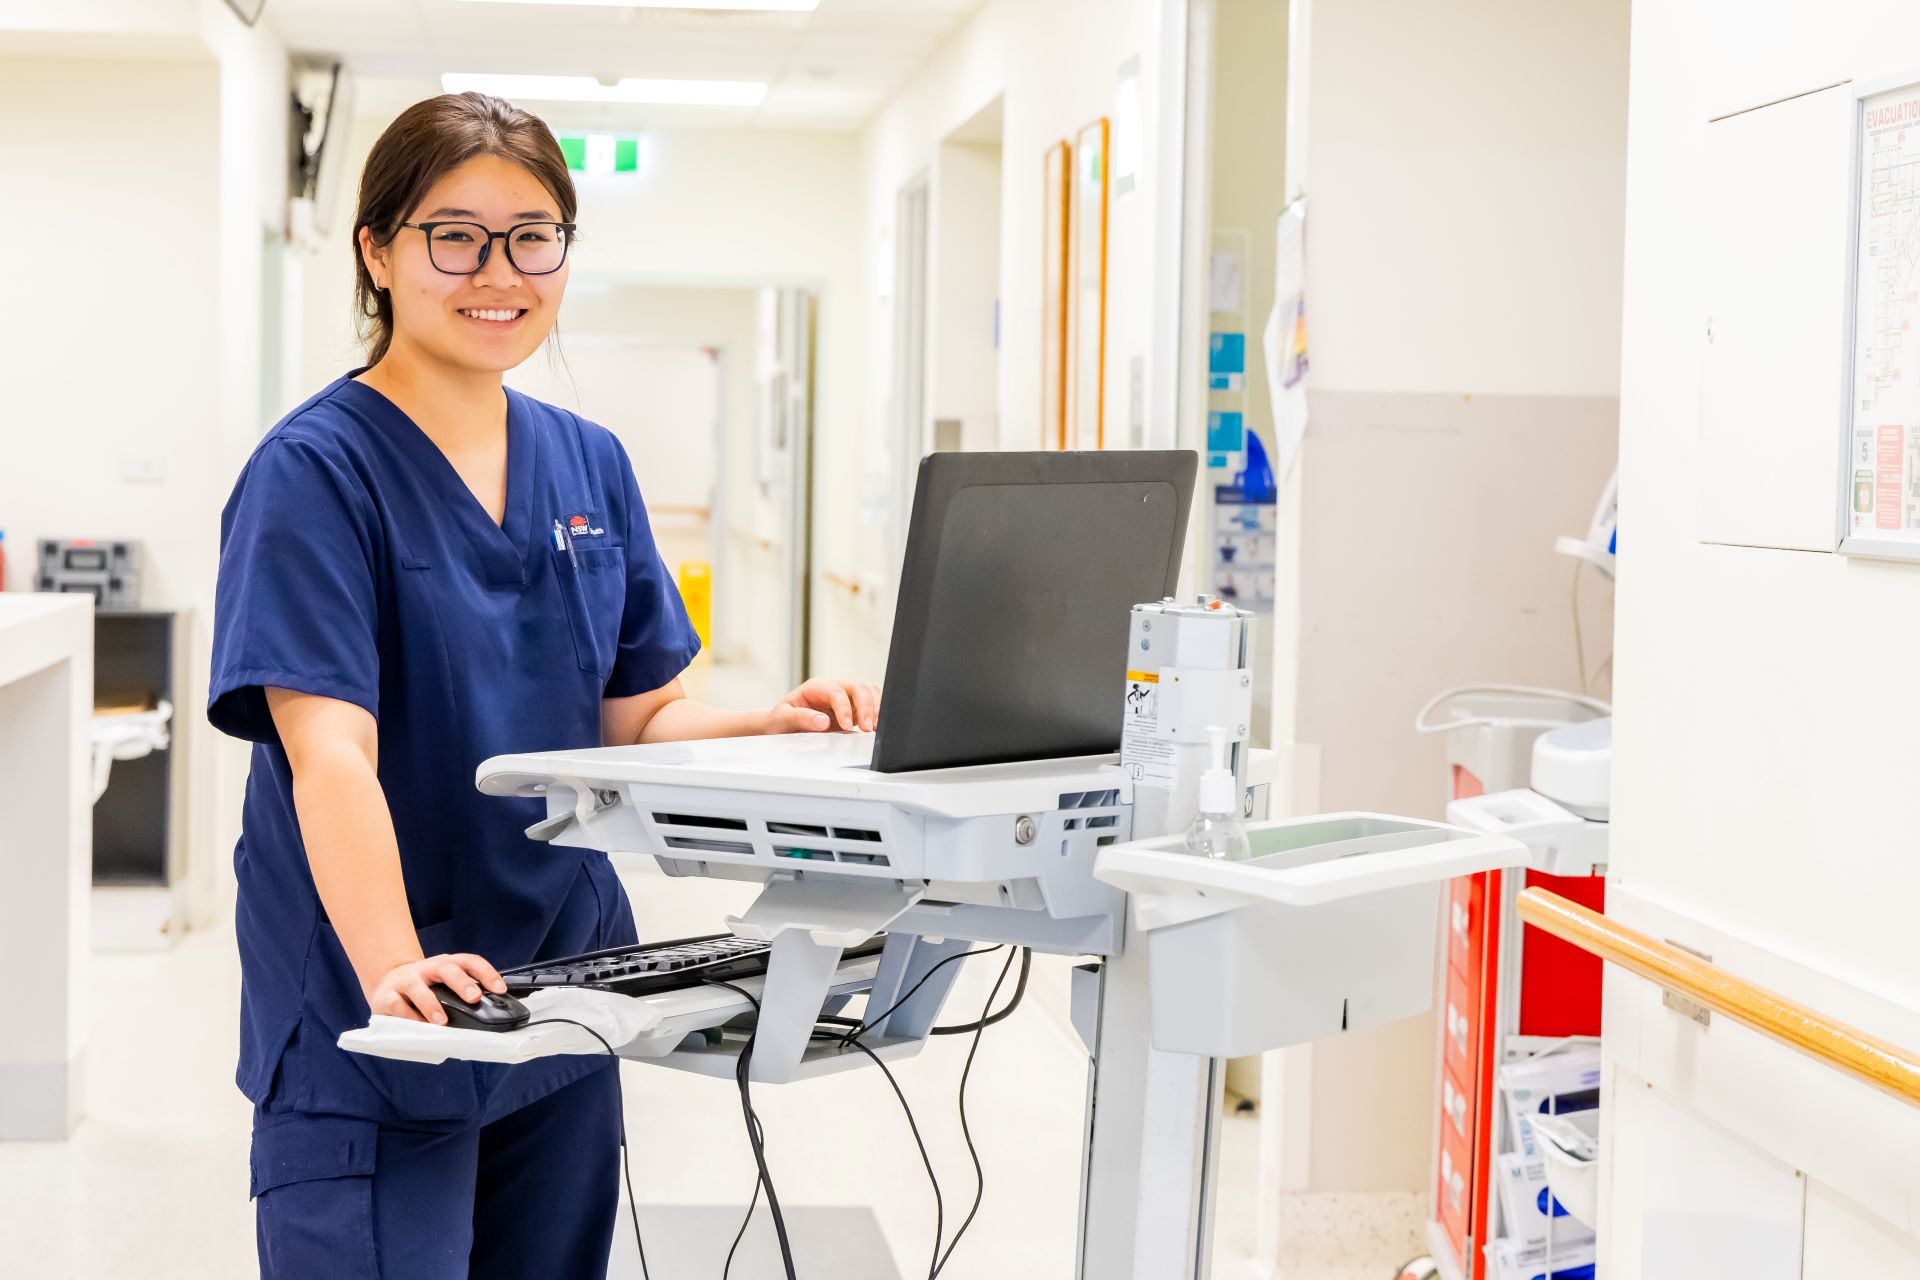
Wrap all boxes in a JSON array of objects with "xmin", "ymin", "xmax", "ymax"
[{"xmin": 558, "ymin": 133, "xmax": 643, "ymax": 175}]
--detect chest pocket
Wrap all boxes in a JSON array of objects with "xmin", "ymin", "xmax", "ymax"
[{"xmin": 555, "ymin": 545, "xmax": 627, "ymax": 678}]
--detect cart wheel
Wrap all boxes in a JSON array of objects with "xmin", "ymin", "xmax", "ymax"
[{"xmin": 1392, "ymin": 1257, "xmax": 1440, "ymax": 1280}]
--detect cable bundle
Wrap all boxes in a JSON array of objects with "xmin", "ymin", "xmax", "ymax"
[{"xmin": 536, "ymin": 943, "xmax": 1036, "ymax": 1279}]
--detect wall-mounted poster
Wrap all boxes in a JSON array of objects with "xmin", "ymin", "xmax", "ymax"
[
  {"xmin": 1069, "ymin": 117, "xmax": 1110, "ymax": 451},
  {"xmin": 1841, "ymin": 70, "xmax": 1920, "ymax": 559},
  {"xmin": 1042, "ymin": 140, "xmax": 1071, "ymax": 450}
]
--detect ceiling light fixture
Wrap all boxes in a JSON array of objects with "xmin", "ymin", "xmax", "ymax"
[
  {"xmin": 442, "ymin": 72, "xmax": 767, "ymax": 107},
  {"xmin": 452, "ymin": 0, "xmax": 818, "ymax": 10}
]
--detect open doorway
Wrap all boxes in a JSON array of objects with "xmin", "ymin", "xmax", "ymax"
[
  {"xmin": 885, "ymin": 94, "xmax": 1006, "ymax": 569},
  {"xmin": 508, "ymin": 335, "xmax": 717, "ymax": 575},
  {"xmin": 889, "ymin": 176, "xmax": 930, "ymax": 566},
  {"xmin": 505, "ymin": 282, "xmax": 814, "ymax": 710},
  {"xmin": 929, "ymin": 95, "xmax": 1004, "ymax": 456}
]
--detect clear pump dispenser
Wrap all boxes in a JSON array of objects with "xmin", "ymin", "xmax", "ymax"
[{"xmin": 1183, "ymin": 725, "xmax": 1252, "ymax": 860}]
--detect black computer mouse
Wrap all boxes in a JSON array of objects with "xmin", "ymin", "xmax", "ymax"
[{"xmin": 428, "ymin": 983, "xmax": 530, "ymax": 1032}]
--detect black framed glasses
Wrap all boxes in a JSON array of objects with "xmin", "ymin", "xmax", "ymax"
[{"xmin": 400, "ymin": 221, "xmax": 577, "ymax": 276}]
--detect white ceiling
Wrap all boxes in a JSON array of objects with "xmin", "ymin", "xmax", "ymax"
[{"xmin": 264, "ymin": 0, "xmax": 986, "ymax": 131}]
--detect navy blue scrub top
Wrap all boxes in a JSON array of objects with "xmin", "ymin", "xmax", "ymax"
[{"xmin": 209, "ymin": 373, "xmax": 700, "ymax": 1127}]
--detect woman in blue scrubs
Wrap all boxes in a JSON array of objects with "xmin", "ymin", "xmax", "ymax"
[{"xmin": 209, "ymin": 92, "xmax": 878, "ymax": 1279}]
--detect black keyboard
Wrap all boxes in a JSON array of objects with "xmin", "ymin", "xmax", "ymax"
[{"xmin": 500, "ymin": 932, "xmax": 886, "ymax": 1000}]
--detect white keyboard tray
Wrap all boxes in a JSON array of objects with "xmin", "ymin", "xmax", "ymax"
[{"xmin": 338, "ymin": 954, "xmax": 900, "ymax": 1082}]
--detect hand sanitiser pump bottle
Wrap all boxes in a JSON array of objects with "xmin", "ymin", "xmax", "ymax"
[{"xmin": 1183, "ymin": 726, "xmax": 1252, "ymax": 860}]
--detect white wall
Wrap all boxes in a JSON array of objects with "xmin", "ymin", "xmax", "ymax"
[
  {"xmin": 1270, "ymin": 0, "xmax": 1628, "ymax": 1201},
  {"xmin": 0, "ymin": 2, "xmax": 289, "ymax": 930},
  {"xmin": 839, "ymin": 0, "xmax": 1185, "ymax": 679},
  {"xmin": 1290, "ymin": 0, "xmax": 1627, "ymax": 399},
  {"xmin": 927, "ymin": 133, "xmax": 1002, "ymax": 450},
  {"xmin": 1604, "ymin": 0, "xmax": 1920, "ymax": 1272}
]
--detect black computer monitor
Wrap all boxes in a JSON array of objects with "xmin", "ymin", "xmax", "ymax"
[{"xmin": 869, "ymin": 450, "xmax": 1197, "ymax": 773}]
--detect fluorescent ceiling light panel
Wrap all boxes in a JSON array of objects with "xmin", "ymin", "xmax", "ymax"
[
  {"xmin": 453, "ymin": 0, "xmax": 818, "ymax": 9},
  {"xmin": 442, "ymin": 73, "xmax": 766, "ymax": 107}
]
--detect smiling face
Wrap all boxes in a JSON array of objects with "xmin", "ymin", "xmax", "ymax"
[{"xmin": 358, "ymin": 153, "xmax": 570, "ymax": 376}]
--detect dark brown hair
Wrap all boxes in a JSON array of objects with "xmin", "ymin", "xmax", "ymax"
[{"xmin": 352, "ymin": 92, "xmax": 577, "ymax": 365}]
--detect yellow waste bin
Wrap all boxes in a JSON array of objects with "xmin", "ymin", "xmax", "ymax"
[{"xmin": 677, "ymin": 560, "xmax": 712, "ymax": 649}]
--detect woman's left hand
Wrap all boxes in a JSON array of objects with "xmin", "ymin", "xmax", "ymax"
[{"xmin": 765, "ymin": 678, "xmax": 881, "ymax": 734}]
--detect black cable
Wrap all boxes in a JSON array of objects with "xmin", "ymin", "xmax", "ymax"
[
  {"xmin": 704, "ymin": 979, "xmax": 799, "ymax": 1280},
  {"xmin": 929, "ymin": 946, "xmax": 1031, "ymax": 1035},
  {"xmin": 221, "ymin": 0, "xmax": 267, "ymax": 27},
  {"xmin": 720, "ymin": 1132, "xmax": 764, "ymax": 1278},
  {"xmin": 701, "ymin": 976, "xmax": 763, "ymax": 1014},
  {"xmin": 932, "ymin": 947, "xmax": 1020, "ymax": 1277},
  {"xmin": 809, "ymin": 1027, "xmax": 946, "ymax": 1279},
  {"xmin": 837, "ymin": 944, "xmax": 1004, "ymax": 1045},
  {"xmin": 733, "ymin": 1028, "xmax": 798, "ymax": 1279},
  {"xmin": 521, "ymin": 1018, "xmax": 649, "ymax": 1280}
]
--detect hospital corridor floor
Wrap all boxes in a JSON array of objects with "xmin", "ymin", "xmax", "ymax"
[{"xmin": 0, "ymin": 864, "xmax": 1384, "ymax": 1279}]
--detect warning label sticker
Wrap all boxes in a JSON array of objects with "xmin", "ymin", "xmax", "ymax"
[{"xmin": 1120, "ymin": 677, "xmax": 1178, "ymax": 784}]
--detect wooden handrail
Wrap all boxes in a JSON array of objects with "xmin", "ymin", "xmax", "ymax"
[{"xmin": 1516, "ymin": 888, "xmax": 1920, "ymax": 1109}]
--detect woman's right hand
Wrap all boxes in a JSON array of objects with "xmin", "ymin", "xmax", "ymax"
[{"xmin": 365, "ymin": 953, "xmax": 508, "ymax": 1025}]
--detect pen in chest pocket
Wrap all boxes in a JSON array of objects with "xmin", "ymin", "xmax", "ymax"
[{"xmin": 552, "ymin": 518, "xmax": 578, "ymax": 569}]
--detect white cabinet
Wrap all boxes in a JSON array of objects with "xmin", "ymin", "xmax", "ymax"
[
  {"xmin": 1699, "ymin": 83, "xmax": 1852, "ymax": 553},
  {"xmin": 1803, "ymin": 1180, "xmax": 1920, "ymax": 1280}
]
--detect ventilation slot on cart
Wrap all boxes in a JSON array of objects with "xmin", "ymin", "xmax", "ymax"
[
  {"xmin": 654, "ymin": 813, "xmax": 749, "ymax": 831},
  {"xmin": 664, "ymin": 836, "xmax": 754, "ymax": 855},
  {"xmin": 832, "ymin": 827, "xmax": 883, "ymax": 843},
  {"xmin": 1059, "ymin": 789, "xmax": 1122, "ymax": 810},
  {"xmin": 774, "ymin": 847, "xmax": 834, "ymax": 862},
  {"xmin": 1087, "ymin": 815, "xmax": 1118, "ymax": 828},
  {"xmin": 767, "ymin": 821, "xmax": 829, "ymax": 837},
  {"xmin": 838, "ymin": 851, "xmax": 891, "ymax": 867}
]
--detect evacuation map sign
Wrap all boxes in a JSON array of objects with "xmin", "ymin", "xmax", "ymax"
[{"xmin": 1848, "ymin": 81, "xmax": 1920, "ymax": 552}]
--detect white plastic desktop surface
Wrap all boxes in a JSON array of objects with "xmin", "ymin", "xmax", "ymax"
[{"xmin": 478, "ymin": 732, "xmax": 1133, "ymax": 818}]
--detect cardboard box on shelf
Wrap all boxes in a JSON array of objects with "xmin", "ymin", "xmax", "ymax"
[
  {"xmin": 1489, "ymin": 1230, "xmax": 1597, "ymax": 1280},
  {"xmin": 1499, "ymin": 1045, "xmax": 1600, "ymax": 1156}
]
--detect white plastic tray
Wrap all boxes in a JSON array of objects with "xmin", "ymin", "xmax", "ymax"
[
  {"xmin": 1446, "ymin": 789, "xmax": 1608, "ymax": 877},
  {"xmin": 1094, "ymin": 813, "xmax": 1528, "ymax": 1057}
]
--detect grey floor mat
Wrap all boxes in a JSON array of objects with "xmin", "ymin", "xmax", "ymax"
[{"xmin": 608, "ymin": 1204, "xmax": 904, "ymax": 1279}]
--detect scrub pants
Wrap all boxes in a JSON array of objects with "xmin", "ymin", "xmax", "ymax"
[{"xmin": 251, "ymin": 1065, "xmax": 622, "ymax": 1280}]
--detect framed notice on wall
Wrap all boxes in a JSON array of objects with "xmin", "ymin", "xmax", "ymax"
[
  {"xmin": 1841, "ymin": 70, "xmax": 1920, "ymax": 559},
  {"xmin": 1042, "ymin": 140, "xmax": 1071, "ymax": 450},
  {"xmin": 1069, "ymin": 117, "xmax": 1110, "ymax": 451}
]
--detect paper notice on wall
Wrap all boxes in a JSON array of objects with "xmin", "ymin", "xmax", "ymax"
[
  {"xmin": 1264, "ymin": 200, "xmax": 1309, "ymax": 482},
  {"xmin": 1210, "ymin": 251, "xmax": 1243, "ymax": 313},
  {"xmin": 1845, "ymin": 83, "xmax": 1920, "ymax": 553}
]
